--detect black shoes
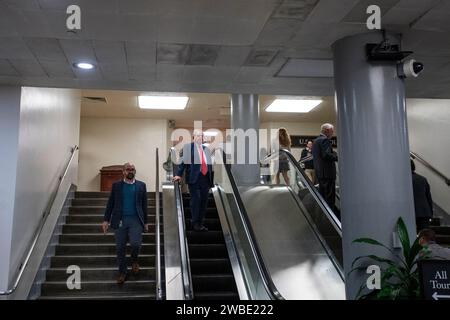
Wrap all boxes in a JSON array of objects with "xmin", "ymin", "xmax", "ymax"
[{"xmin": 193, "ymin": 224, "xmax": 208, "ymax": 232}]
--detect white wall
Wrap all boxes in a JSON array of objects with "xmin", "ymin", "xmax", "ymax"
[
  {"xmin": 8, "ymin": 87, "xmax": 80, "ymax": 290},
  {"xmin": 78, "ymin": 118, "xmax": 169, "ymax": 192},
  {"xmin": 0, "ymin": 86, "xmax": 22, "ymax": 292},
  {"xmin": 407, "ymin": 98, "xmax": 450, "ymax": 214}
]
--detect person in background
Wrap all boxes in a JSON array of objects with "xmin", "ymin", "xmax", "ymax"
[
  {"xmin": 102, "ymin": 163, "xmax": 149, "ymax": 284},
  {"xmin": 173, "ymin": 130, "xmax": 213, "ymax": 232},
  {"xmin": 418, "ymin": 229, "xmax": 450, "ymax": 260},
  {"xmin": 300, "ymin": 140, "xmax": 315, "ymax": 184},
  {"xmin": 312, "ymin": 123, "xmax": 338, "ymax": 215},
  {"xmin": 411, "ymin": 159, "xmax": 434, "ymax": 231},
  {"xmin": 275, "ymin": 128, "xmax": 291, "ymax": 185}
]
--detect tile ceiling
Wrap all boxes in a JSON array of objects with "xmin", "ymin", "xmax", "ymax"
[{"xmin": 0, "ymin": 0, "xmax": 449, "ymax": 98}]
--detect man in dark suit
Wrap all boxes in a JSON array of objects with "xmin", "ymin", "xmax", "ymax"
[
  {"xmin": 173, "ymin": 130, "xmax": 213, "ymax": 232},
  {"xmin": 102, "ymin": 163, "xmax": 149, "ymax": 284},
  {"xmin": 312, "ymin": 123, "xmax": 338, "ymax": 214},
  {"xmin": 411, "ymin": 160, "xmax": 434, "ymax": 231}
]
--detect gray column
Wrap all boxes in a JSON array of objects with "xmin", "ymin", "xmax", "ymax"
[
  {"xmin": 332, "ymin": 32, "xmax": 416, "ymax": 299},
  {"xmin": 230, "ymin": 93, "xmax": 260, "ymax": 185}
]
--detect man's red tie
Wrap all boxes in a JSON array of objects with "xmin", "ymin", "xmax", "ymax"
[{"xmin": 199, "ymin": 145, "xmax": 208, "ymax": 175}]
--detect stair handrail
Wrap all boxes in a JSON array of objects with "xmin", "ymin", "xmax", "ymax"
[
  {"xmin": 0, "ymin": 145, "xmax": 79, "ymax": 296},
  {"xmin": 410, "ymin": 151, "xmax": 450, "ymax": 186},
  {"xmin": 219, "ymin": 150, "xmax": 284, "ymax": 300},
  {"xmin": 170, "ymin": 147, "xmax": 194, "ymax": 299},
  {"xmin": 155, "ymin": 148, "xmax": 163, "ymax": 300}
]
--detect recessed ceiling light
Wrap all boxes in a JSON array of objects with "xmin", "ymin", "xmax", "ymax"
[
  {"xmin": 138, "ymin": 95, "xmax": 189, "ymax": 110},
  {"xmin": 74, "ymin": 62, "xmax": 95, "ymax": 70},
  {"xmin": 265, "ymin": 98, "xmax": 322, "ymax": 113}
]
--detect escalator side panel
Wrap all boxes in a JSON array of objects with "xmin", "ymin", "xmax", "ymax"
[{"xmin": 239, "ymin": 185, "xmax": 345, "ymax": 300}]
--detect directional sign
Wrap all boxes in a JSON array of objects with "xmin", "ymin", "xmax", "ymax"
[{"xmin": 419, "ymin": 260, "xmax": 450, "ymax": 300}]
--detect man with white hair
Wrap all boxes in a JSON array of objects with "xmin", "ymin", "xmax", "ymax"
[
  {"xmin": 173, "ymin": 130, "xmax": 213, "ymax": 231},
  {"xmin": 312, "ymin": 123, "xmax": 339, "ymax": 216}
]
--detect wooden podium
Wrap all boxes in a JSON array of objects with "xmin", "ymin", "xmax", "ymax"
[{"xmin": 100, "ymin": 165, "xmax": 123, "ymax": 191}]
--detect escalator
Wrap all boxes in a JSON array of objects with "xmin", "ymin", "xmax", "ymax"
[
  {"xmin": 182, "ymin": 193, "xmax": 239, "ymax": 300},
  {"xmin": 163, "ymin": 147, "xmax": 345, "ymax": 300}
]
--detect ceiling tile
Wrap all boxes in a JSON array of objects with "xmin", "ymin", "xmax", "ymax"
[
  {"xmin": 342, "ymin": 0, "xmax": 401, "ymax": 23},
  {"xmin": 306, "ymin": 0, "xmax": 359, "ymax": 23},
  {"xmin": 4, "ymin": 0, "xmax": 41, "ymax": 10},
  {"xmin": 0, "ymin": 59, "xmax": 19, "ymax": 76},
  {"xmin": 40, "ymin": 60, "xmax": 74, "ymax": 78},
  {"xmin": 126, "ymin": 41, "xmax": 156, "ymax": 66},
  {"xmin": 255, "ymin": 18, "xmax": 303, "ymax": 46},
  {"xmin": 128, "ymin": 65, "xmax": 156, "ymax": 81},
  {"xmin": 24, "ymin": 37, "xmax": 68, "ymax": 62},
  {"xmin": 215, "ymin": 46, "xmax": 252, "ymax": 67},
  {"xmin": 0, "ymin": 38, "xmax": 35, "ymax": 59},
  {"xmin": 60, "ymin": 39, "xmax": 97, "ymax": 64},
  {"xmin": 244, "ymin": 49, "xmax": 279, "ymax": 66},
  {"xmin": 9, "ymin": 59, "xmax": 47, "ymax": 77},
  {"xmin": 183, "ymin": 65, "xmax": 214, "ymax": 83},
  {"xmin": 186, "ymin": 45, "xmax": 220, "ymax": 65},
  {"xmin": 157, "ymin": 43, "xmax": 189, "ymax": 64},
  {"xmin": 99, "ymin": 63, "xmax": 128, "ymax": 80},
  {"xmin": 272, "ymin": 0, "xmax": 320, "ymax": 20},
  {"xmin": 93, "ymin": 41, "xmax": 126, "ymax": 64},
  {"xmin": 276, "ymin": 58, "xmax": 334, "ymax": 77}
]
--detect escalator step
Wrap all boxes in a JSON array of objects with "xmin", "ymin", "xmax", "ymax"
[
  {"xmin": 194, "ymin": 292, "xmax": 239, "ymax": 300},
  {"xmin": 192, "ymin": 274, "xmax": 237, "ymax": 292},
  {"xmin": 188, "ymin": 244, "xmax": 228, "ymax": 258},
  {"xmin": 190, "ymin": 259, "xmax": 233, "ymax": 274}
]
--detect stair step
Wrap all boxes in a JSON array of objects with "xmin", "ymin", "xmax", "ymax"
[
  {"xmin": 69, "ymin": 207, "xmax": 160, "ymax": 214},
  {"xmin": 45, "ymin": 267, "xmax": 155, "ymax": 281},
  {"xmin": 63, "ymin": 223, "xmax": 157, "ymax": 233},
  {"xmin": 192, "ymin": 274, "xmax": 236, "ymax": 292},
  {"xmin": 40, "ymin": 280, "xmax": 155, "ymax": 296},
  {"xmin": 188, "ymin": 244, "xmax": 228, "ymax": 258},
  {"xmin": 50, "ymin": 255, "xmax": 155, "ymax": 268},
  {"xmin": 432, "ymin": 226, "xmax": 450, "ymax": 235},
  {"xmin": 185, "ymin": 219, "xmax": 221, "ymax": 231},
  {"xmin": 75, "ymin": 192, "xmax": 157, "ymax": 199},
  {"xmin": 39, "ymin": 293, "xmax": 155, "ymax": 300},
  {"xmin": 72, "ymin": 198, "xmax": 159, "ymax": 206},
  {"xmin": 66, "ymin": 214, "xmax": 161, "ymax": 224},
  {"xmin": 186, "ymin": 231, "xmax": 224, "ymax": 244},
  {"xmin": 190, "ymin": 259, "xmax": 233, "ymax": 275},
  {"xmin": 59, "ymin": 233, "xmax": 161, "ymax": 244},
  {"xmin": 55, "ymin": 243, "xmax": 157, "ymax": 255}
]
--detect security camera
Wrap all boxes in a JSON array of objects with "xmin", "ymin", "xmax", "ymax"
[{"xmin": 399, "ymin": 59, "xmax": 424, "ymax": 78}]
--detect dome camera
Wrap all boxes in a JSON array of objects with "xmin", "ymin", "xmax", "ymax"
[{"xmin": 399, "ymin": 59, "xmax": 424, "ymax": 78}]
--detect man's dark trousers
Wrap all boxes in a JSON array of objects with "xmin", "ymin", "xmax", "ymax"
[
  {"xmin": 114, "ymin": 215, "xmax": 143, "ymax": 274},
  {"xmin": 188, "ymin": 174, "xmax": 211, "ymax": 228},
  {"xmin": 319, "ymin": 178, "xmax": 336, "ymax": 211}
]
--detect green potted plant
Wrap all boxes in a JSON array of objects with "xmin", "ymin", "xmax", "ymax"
[{"xmin": 351, "ymin": 217, "xmax": 430, "ymax": 299}]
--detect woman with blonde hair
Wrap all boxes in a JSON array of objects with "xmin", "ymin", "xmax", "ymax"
[{"xmin": 276, "ymin": 127, "xmax": 291, "ymax": 185}]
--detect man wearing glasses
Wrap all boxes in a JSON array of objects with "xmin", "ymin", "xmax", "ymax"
[{"xmin": 102, "ymin": 163, "xmax": 149, "ymax": 284}]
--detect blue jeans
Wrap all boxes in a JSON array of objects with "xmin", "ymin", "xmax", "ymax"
[{"xmin": 113, "ymin": 215, "xmax": 143, "ymax": 274}]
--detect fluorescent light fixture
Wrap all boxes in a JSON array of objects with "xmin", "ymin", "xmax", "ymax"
[
  {"xmin": 265, "ymin": 98, "xmax": 322, "ymax": 113},
  {"xmin": 204, "ymin": 131, "xmax": 219, "ymax": 137},
  {"xmin": 74, "ymin": 62, "xmax": 95, "ymax": 70},
  {"xmin": 138, "ymin": 95, "xmax": 189, "ymax": 110}
]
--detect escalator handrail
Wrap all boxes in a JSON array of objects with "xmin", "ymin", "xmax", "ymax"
[
  {"xmin": 263, "ymin": 149, "xmax": 342, "ymax": 235},
  {"xmin": 219, "ymin": 150, "xmax": 285, "ymax": 300},
  {"xmin": 281, "ymin": 148, "xmax": 342, "ymax": 234},
  {"xmin": 410, "ymin": 151, "xmax": 450, "ymax": 186},
  {"xmin": 170, "ymin": 148, "xmax": 194, "ymax": 300},
  {"xmin": 155, "ymin": 148, "xmax": 163, "ymax": 300}
]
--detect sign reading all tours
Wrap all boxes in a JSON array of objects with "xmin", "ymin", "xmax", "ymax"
[
  {"xmin": 290, "ymin": 135, "xmax": 338, "ymax": 148},
  {"xmin": 419, "ymin": 260, "xmax": 450, "ymax": 300}
]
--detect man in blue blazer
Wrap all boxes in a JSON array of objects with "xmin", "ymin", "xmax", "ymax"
[
  {"xmin": 173, "ymin": 130, "xmax": 213, "ymax": 232},
  {"xmin": 102, "ymin": 163, "xmax": 149, "ymax": 284}
]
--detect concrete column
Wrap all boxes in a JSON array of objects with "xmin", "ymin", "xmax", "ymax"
[
  {"xmin": 230, "ymin": 93, "xmax": 260, "ymax": 185},
  {"xmin": 332, "ymin": 32, "xmax": 416, "ymax": 299}
]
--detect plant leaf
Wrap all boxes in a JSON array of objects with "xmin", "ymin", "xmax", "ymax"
[
  {"xmin": 407, "ymin": 238, "xmax": 423, "ymax": 268},
  {"xmin": 353, "ymin": 237, "xmax": 396, "ymax": 255},
  {"xmin": 396, "ymin": 217, "xmax": 411, "ymax": 262},
  {"xmin": 351, "ymin": 254, "xmax": 398, "ymax": 269}
]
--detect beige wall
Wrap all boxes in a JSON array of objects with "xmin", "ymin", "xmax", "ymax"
[
  {"xmin": 78, "ymin": 117, "xmax": 168, "ymax": 192},
  {"xmin": 407, "ymin": 98, "xmax": 450, "ymax": 215}
]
